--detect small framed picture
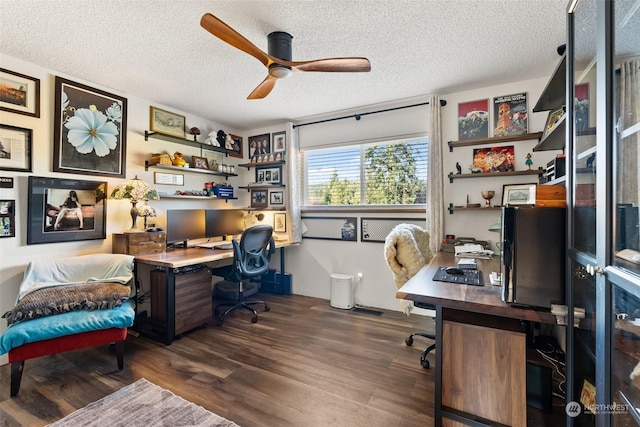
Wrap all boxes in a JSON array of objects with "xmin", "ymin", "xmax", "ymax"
[
  {"xmin": 274, "ymin": 212, "xmax": 287, "ymax": 233},
  {"xmin": 542, "ymin": 107, "xmax": 565, "ymax": 139},
  {"xmin": 150, "ymin": 106, "xmax": 185, "ymax": 138},
  {"xmin": 248, "ymin": 133, "xmax": 270, "ymax": 161},
  {"xmin": 228, "ymin": 133, "xmax": 243, "ymax": 158},
  {"xmin": 250, "ymin": 189, "xmax": 268, "ymax": 209},
  {"xmin": 0, "ymin": 124, "xmax": 32, "ymax": 172},
  {"xmin": 272, "ymin": 131, "xmax": 286, "ymax": 153},
  {"xmin": 191, "ymin": 155, "xmax": 209, "ymax": 170},
  {"xmin": 0, "ymin": 199, "xmax": 15, "ymax": 238},
  {"xmin": 270, "ymin": 191, "xmax": 284, "ymax": 205},
  {"xmin": 0, "ymin": 68, "xmax": 40, "ymax": 117},
  {"xmin": 502, "ymin": 183, "xmax": 536, "ymax": 206},
  {"xmin": 255, "ymin": 165, "xmax": 282, "ymax": 185}
]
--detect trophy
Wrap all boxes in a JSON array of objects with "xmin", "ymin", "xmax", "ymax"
[{"xmin": 481, "ymin": 190, "xmax": 495, "ymax": 208}]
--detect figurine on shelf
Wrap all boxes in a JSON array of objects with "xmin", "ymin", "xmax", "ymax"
[
  {"xmin": 172, "ymin": 152, "xmax": 187, "ymax": 167},
  {"xmin": 525, "ymin": 152, "xmax": 533, "ymax": 170},
  {"xmin": 216, "ymin": 130, "xmax": 227, "ymax": 146},
  {"xmin": 189, "ymin": 127, "xmax": 201, "ymax": 142},
  {"xmin": 203, "ymin": 131, "xmax": 220, "ymax": 146},
  {"xmin": 456, "ymin": 162, "xmax": 462, "ymax": 174}
]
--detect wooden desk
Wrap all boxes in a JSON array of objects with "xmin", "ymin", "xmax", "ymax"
[
  {"xmin": 133, "ymin": 240, "xmax": 292, "ymax": 344},
  {"xmin": 396, "ymin": 252, "xmax": 557, "ymax": 427}
]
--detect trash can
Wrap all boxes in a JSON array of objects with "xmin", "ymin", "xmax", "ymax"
[{"xmin": 330, "ymin": 273, "xmax": 354, "ymax": 309}]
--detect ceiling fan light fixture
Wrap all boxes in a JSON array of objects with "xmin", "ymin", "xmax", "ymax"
[{"xmin": 269, "ymin": 65, "xmax": 292, "ymax": 78}]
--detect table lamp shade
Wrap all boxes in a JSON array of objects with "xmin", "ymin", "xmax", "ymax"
[{"xmin": 110, "ymin": 176, "xmax": 158, "ymax": 232}]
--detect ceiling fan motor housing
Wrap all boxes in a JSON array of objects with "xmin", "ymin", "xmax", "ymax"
[{"xmin": 268, "ymin": 31, "xmax": 293, "ymax": 78}]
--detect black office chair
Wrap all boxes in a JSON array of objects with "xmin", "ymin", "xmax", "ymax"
[
  {"xmin": 214, "ymin": 224, "xmax": 275, "ymax": 326},
  {"xmin": 404, "ymin": 302, "xmax": 436, "ymax": 369}
]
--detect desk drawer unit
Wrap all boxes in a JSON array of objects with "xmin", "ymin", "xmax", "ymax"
[
  {"xmin": 150, "ymin": 267, "xmax": 212, "ymax": 337},
  {"xmin": 112, "ymin": 231, "xmax": 166, "ymax": 255}
]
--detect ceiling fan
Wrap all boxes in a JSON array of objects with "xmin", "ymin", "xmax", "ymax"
[{"xmin": 200, "ymin": 13, "xmax": 371, "ymax": 99}]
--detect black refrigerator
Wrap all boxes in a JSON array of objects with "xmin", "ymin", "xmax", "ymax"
[{"xmin": 501, "ymin": 206, "xmax": 566, "ymax": 308}]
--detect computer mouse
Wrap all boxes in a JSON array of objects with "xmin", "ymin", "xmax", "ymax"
[{"xmin": 445, "ymin": 267, "xmax": 465, "ymax": 275}]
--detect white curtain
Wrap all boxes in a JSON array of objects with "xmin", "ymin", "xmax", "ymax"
[
  {"xmin": 285, "ymin": 122, "xmax": 303, "ymax": 243},
  {"xmin": 425, "ymin": 95, "xmax": 444, "ymax": 254}
]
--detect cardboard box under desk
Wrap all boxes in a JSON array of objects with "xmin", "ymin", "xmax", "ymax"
[{"xmin": 535, "ymin": 185, "xmax": 566, "ymax": 207}]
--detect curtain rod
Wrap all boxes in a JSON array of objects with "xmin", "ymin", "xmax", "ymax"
[{"xmin": 293, "ymin": 99, "xmax": 447, "ymax": 129}]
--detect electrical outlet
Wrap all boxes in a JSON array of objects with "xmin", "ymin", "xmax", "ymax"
[{"xmin": 357, "ymin": 272, "xmax": 364, "ymax": 283}]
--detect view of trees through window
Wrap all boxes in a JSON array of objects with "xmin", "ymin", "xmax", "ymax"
[{"xmin": 304, "ymin": 138, "xmax": 428, "ymax": 206}]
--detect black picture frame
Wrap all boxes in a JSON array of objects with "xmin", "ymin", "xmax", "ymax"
[
  {"xmin": 0, "ymin": 68, "xmax": 40, "ymax": 118},
  {"xmin": 248, "ymin": 133, "xmax": 270, "ymax": 162},
  {"xmin": 53, "ymin": 76, "xmax": 127, "ymax": 178},
  {"xmin": 270, "ymin": 191, "xmax": 284, "ymax": 205},
  {"xmin": 27, "ymin": 176, "xmax": 107, "ymax": 245},
  {"xmin": 0, "ymin": 124, "xmax": 32, "ymax": 172},
  {"xmin": 255, "ymin": 165, "xmax": 282, "ymax": 185},
  {"xmin": 250, "ymin": 189, "xmax": 268, "ymax": 209},
  {"xmin": 0, "ymin": 199, "xmax": 16, "ymax": 238}
]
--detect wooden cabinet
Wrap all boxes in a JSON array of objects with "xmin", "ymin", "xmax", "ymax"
[
  {"xmin": 112, "ymin": 231, "xmax": 166, "ymax": 255},
  {"xmin": 150, "ymin": 267, "xmax": 212, "ymax": 339}
]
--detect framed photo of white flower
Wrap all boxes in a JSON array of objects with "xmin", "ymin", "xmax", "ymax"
[{"xmin": 53, "ymin": 76, "xmax": 127, "ymax": 178}]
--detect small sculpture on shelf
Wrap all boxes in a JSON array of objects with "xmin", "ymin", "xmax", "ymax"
[
  {"xmin": 456, "ymin": 162, "xmax": 462, "ymax": 174},
  {"xmin": 172, "ymin": 152, "xmax": 187, "ymax": 167},
  {"xmin": 525, "ymin": 152, "xmax": 533, "ymax": 170},
  {"xmin": 216, "ymin": 130, "xmax": 227, "ymax": 146},
  {"xmin": 481, "ymin": 190, "xmax": 495, "ymax": 208},
  {"xmin": 189, "ymin": 127, "xmax": 201, "ymax": 142},
  {"xmin": 204, "ymin": 131, "xmax": 220, "ymax": 146}
]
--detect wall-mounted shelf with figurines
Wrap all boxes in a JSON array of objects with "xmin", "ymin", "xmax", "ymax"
[
  {"xmin": 448, "ymin": 169, "xmax": 543, "ymax": 183},
  {"xmin": 144, "ymin": 130, "xmax": 231, "ymax": 156}
]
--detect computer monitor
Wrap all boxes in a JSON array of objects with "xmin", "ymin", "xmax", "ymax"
[
  {"xmin": 166, "ymin": 209, "xmax": 205, "ymax": 247},
  {"xmin": 205, "ymin": 209, "xmax": 245, "ymax": 240}
]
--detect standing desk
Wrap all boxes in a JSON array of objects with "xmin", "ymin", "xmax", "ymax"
[
  {"xmin": 396, "ymin": 252, "xmax": 558, "ymax": 427},
  {"xmin": 133, "ymin": 240, "xmax": 291, "ymax": 344}
]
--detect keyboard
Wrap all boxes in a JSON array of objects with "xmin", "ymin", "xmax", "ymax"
[
  {"xmin": 215, "ymin": 242, "xmax": 233, "ymax": 250},
  {"xmin": 196, "ymin": 241, "xmax": 234, "ymax": 250}
]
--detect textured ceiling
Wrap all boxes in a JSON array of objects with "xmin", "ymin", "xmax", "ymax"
[{"xmin": 0, "ymin": 0, "xmax": 570, "ymax": 130}]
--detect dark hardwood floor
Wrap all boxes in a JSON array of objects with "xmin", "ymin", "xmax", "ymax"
[{"xmin": 0, "ymin": 294, "xmax": 437, "ymax": 427}]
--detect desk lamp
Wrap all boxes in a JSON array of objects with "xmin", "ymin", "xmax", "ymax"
[
  {"xmin": 244, "ymin": 212, "xmax": 265, "ymax": 229},
  {"xmin": 137, "ymin": 201, "xmax": 157, "ymax": 230},
  {"xmin": 110, "ymin": 176, "xmax": 159, "ymax": 232}
]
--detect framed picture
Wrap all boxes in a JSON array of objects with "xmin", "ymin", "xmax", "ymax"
[
  {"xmin": 502, "ymin": 183, "xmax": 536, "ymax": 206},
  {"xmin": 0, "ymin": 199, "xmax": 15, "ymax": 238},
  {"xmin": 341, "ymin": 218, "xmax": 357, "ymax": 241},
  {"xmin": 542, "ymin": 107, "xmax": 566, "ymax": 138},
  {"xmin": 191, "ymin": 155, "xmax": 209, "ymax": 170},
  {"xmin": 149, "ymin": 106, "xmax": 185, "ymax": 139},
  {"xmin": 250, "ymin": 189, "xmax": 268, "ymax": 209},
  {"xmin": 255, "ymin": 165, "xmax": 282, "ymax": 185},
  {"xmin": 0, "ymin": 68, "xmax": 40, "ymax": 117},
  {"xmin": 27, "ymin": 176, "xmax": 107, "ymax": 245},
  {"xmin": 0, "ymin": 124, "xmax": 32, "ymax": 172},
  {"xmin": 270, "ymin": 191, "xmax": 284, "ymax": 205},
  {"xmin": 457, "ymin": 99, "xmax": 489, "ymax": 140},
  {"xmin": 248, "ymin": 133, "xmax": 270, "ymax": 162},
  {"xmin": 228, "ymin": 134, "xmax": 243, "ymax": 158},
  {"xmin": 274, "ymin": 212, "xmax": 287, "ymax": 233},
  {"xmin": 272, "ymin": 131, "xmax": 286, "ymax": 153},
  {"xmin": 472, "ymin": 145, "xmax": 514, "ymax": 173},
  {"xmin": 53, "ymin": 76, "xmax": 127, "ymax": 178},
  {"xmin": 493, "ymin": 92, "xmax": 528, "ymax": 137}
]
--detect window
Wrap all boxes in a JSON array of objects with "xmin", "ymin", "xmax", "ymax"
[{"xmin": 303, "ymin": 137, "xmax": 428, "ymax": 206}]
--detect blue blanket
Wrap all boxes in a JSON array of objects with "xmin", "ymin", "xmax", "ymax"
[{"xmin": 0, "ymin": 300, "xmax": 135, "ymax": 355}]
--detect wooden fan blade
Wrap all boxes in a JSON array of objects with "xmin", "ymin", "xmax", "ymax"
[
  {"xmin": 247, "ymin": 75, "xmax": 278, "ymax": 99},
  {"xmin": 200, "ymin": 13, "xmax": 271, "ymax": 68},
  {"xmin": 287, "ymin": 57, "xmax": 371, "ymax": 73}
]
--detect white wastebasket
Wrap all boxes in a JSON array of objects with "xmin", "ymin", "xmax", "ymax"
[{"xmin": 330, "ymin": 273, "xmax": 354, "ymax": 309}]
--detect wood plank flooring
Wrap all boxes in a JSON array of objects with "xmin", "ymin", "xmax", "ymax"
[{"xmin": 0, "ymin": 294, "xmax": 436, "ymax": 427}]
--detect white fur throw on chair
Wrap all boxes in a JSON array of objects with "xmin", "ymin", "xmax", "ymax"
[{"xmin": 384, "ymin": 224, "xmax": 433, "ymax": 314}]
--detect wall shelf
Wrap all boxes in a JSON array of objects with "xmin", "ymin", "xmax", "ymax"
[
  {"xmin": 158, "ymin": 193, "xmax": 237, "ymax": 202},
  {"xmin": 145, "ymin": 161, "xmax": 238, "ymax": 179},
  {"xmin": 245, "ymin": 207, "xmax": 287, "ymax": 212},
  {"xmin": 448, "ymin": 203, "xmax": 502, "ymax": 214},
  {"xmin": 447, "ymin": 132, "xmax": 543, "ymax": 152},
  {"xmin": 533, "ymin": 53, "xmax": 566, "ymax": 112},
  {"xmin": 238, "ymin": 160, "xmax": 286, "ymax": 169},
  {"xmin": 144, "ymin": 131, "xmax": 231, "ymax": 156},
  {"xmin": 533, "ymin": 116, "xmax": 566, "ymax": 152},
  {"xmin": 448, "ymin": 169, "xmax": 543, "ymax": 183},
  {"xmin": 238, "ymin": 185, "xmax": 286, "ymax": 192}
]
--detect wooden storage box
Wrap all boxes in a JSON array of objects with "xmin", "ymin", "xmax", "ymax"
[
  {"xmin": 535, "ymin": 184, "xmax": 566, "ymax": 207},
  {"xmin": 112, "ymin": 231, "xmax": 166, "ymax": 255}
]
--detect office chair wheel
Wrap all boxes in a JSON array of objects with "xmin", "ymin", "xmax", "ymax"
[
  {"xmin": 251, "ymin": 316, "xmax": 258, "ymax": 323},
  {"xmin": 264, "ymin": 304, "xmax": 270, "ymax": 312},
  {"xmin": 420, "ymin": 356, "xmax": 430, "ymax": 369},
  {"xmin": 405, "ymin": 336, "xmax": 414, "ymax": 346}
]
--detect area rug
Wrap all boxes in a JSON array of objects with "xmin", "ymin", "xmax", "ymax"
[{"xmin": 47, "ymin": 378, "xmax": 240, "ymax": 427}]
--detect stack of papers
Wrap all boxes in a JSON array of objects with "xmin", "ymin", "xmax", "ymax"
[{"xmin": 454, "ymin": 244, "xmax": 494, "ymax": 259}]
